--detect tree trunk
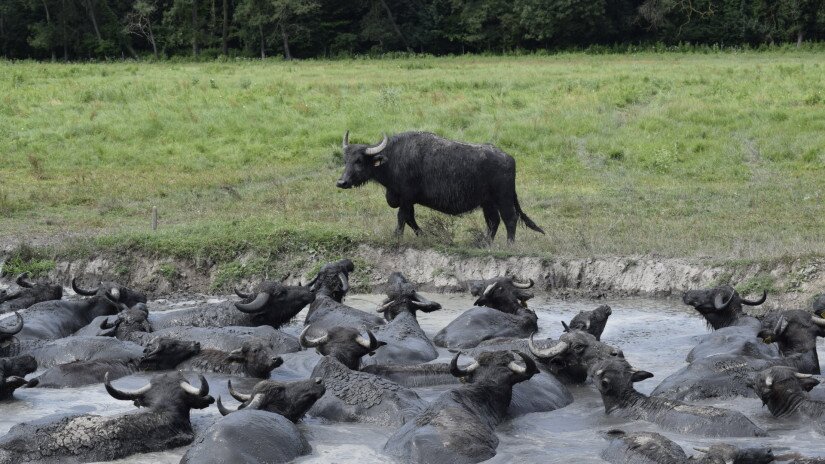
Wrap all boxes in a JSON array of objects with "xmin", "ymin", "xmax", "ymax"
[
  {"xmin": 797, "ymin": 30, "xmax": 803, "ymax": 47},
  {"xmin": 191, "ymin": 0, "xmax": 198, "ymax": 56},
  {"xmin": 40, "ymin": 0, "xmax": 55, "ymax": 59},
  {"xmin": 280, "ymin": 24, "xmax": 291, "ymax": 60},
  {"xmin": 221, "ymin": 0, "xmax": 228, "ymax": 55},
  {"xmin": 259, "ymin": 24, "xmax": 265, "ymax": 59},
  {"xmin": 148, "ymin": 21, "xmax": 158, "ymax": 58},
  {"xmin": 84, "ymin": 0, "xmax": 102, "ymax": 42},
  {"xmin": 377, "ymin": 0, "xmax": 412, "ymax": 52},
  {"xmin": 61, "ymin": 0, "xmax": 68, "ymax": 60}
]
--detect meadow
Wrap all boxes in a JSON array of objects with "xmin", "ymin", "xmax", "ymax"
[{"xmin": 1, "ymin": 51, "xmax": 824, "ymax": 270}]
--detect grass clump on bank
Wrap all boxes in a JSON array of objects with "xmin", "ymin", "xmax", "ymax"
[{"xmin": 0, "ymin": 52, "xmax": 823, "ymax": 263}]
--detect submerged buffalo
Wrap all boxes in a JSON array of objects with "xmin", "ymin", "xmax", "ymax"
[
  {"xmin": 304, "ymin": 260, "xmax": 385, "ymax": 332},
  {"xmin": 217, "ymin": 377, "xmax": 326, "ymax": 422},
  {"xmin": 592, "ymin": 358, "xmax": 766, "ymax": 437},
  {"xmin": 336, "ymin": 131, "xmax": 545, "ymax": 242},
  {"xmin": 563, "ymin": 304, "xmax": 612, "ymax": 340},
  {"xmin": 601, "ymin": 430, "xmax": 774, "ymax": 464},
  {"xmin": 0, "ymin": 273, "xmax": 62, "ymax": 313},
  {"xmin": 752, "ymin": 366, "xmax": 825, "ymax": 421},
  {"xmin": 383, "ymin": 351, "xmax": 538, "ymax": 464},
  {"xmin": 0, "ymin": 355, "xmax": 38, "ymax": 400},
  {"xmin": 0, "ymin": 372, "xmax": 213, "ymax": 463}
]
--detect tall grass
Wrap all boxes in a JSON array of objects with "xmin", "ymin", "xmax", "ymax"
[{"xmin": 0, "ymin": 52, "xmax": 823, "ymax": 261}]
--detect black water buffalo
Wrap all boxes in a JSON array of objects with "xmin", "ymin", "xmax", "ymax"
[
  {"xmin": 0, "ymin": 273, "xmax": 62, "ymax": 313},
  {"xmin": 301, "ymin": 326, "xmax": 426, "ymax": 426},
  {"xmin": 383, "ymin": 351, "xmax": 538, "ymax": 464},
  {"xmin": 601, "ymin": 430, "xmax": 774, "ymax": 464},
  {"xmin": 528, "ymin": 330, "xmax": 624, "ymax": 384},
  {"xmin": 336, "ymin": 131, "xmax": 545, "ymax": 242},
  {"xmin": 0, "ymin": 372, "xmax": 213, "ymax": 463},
  {"xmin": 752, "ymin": 366, "xmax": 825, "ymax": 421},
  {"xmin": 682, "ymin": 286, "xmax": 767, "ymax": 330},
  {"xmin": 563, "ymin": 304, "xmax": 612, "ymax": 340},
  {"xmin": 434, "ymin": 277, "xmax": 538, "ymax": 348},
  {"xmin": 0, "ymin": 355, "xmax": 37, "ymax": 400},
  {"xmin": 592, "ymin": 358, "xmax": 766, "ymax": 437},
  {"xmin": 149, "ymin": 280, "xmax": 314, "ymax": 331},
  {"xmin": 216, "ymin": 377, "xmax": 326, "ymax": 422},
  {"xmin": 758, "ymin": 310, "xmax": 825, "ymax": 374},
  {"xmin": 181, "ymin": 410, "xmax": 311, "ymax": 464},
  {"xmin": 364, "ymin": 272, "xmax": 441, "ymax": 365},
  {"xmin": 0, "ymin": 278, "xmax": 145, "ymax": 343},
  {"xmin": 95, "ymin": 302, "xmax": 151, "ymax": 341},
  {"xmin": 304, "ymin": 260, "xmax": 385, "ymax": 332}
]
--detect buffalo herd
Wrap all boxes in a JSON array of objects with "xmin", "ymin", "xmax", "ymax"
[{"xmin": 0, "ymin": 262, "xmax": 824, "ymax": 463}]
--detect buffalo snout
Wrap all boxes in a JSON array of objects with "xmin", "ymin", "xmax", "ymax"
[{"xmin": 336, "ymin": 179, "xmax": 352, "ymax": 189}]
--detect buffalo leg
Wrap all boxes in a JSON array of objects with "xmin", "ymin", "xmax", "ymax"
[
  {"xmin": 395, "ymin": 209, "xmax": 406, "ymax": 236},
  {"xmin": 498, "ymin": 200, "xmax": 518, "ymax": 243},
  {"xmin": 405, "ymin": 204, "xmax": 422, "ymax": 235},
  {"xmin": 397, "ymin": 205, "xmax": 422, "ymax": 236},
  {"xmin": 482, "ymin": 204, "xmax": 500, "ymax": 241}
]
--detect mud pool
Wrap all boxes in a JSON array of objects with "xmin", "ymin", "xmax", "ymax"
[{"xmin": 2, "ymin": 293, "xmax": 824, "ymax": 463}]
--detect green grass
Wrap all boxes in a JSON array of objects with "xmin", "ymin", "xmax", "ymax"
[{"xmin": 1, "ymin": 52, "xmax": 824, "ymax": 262}]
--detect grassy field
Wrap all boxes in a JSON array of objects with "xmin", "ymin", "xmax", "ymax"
[{"xmin": 1, "ymin": 52, "xmax": 824, "ymax": 270}]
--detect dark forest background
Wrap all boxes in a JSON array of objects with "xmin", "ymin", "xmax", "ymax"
[{"xmin": 1, "ymin": 0, "xmax": 824, "ymax": 60}]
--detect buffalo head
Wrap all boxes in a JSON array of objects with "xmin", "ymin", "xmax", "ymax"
[
  {"xmin": 306, "ymin": 259, "xmax": 354, "ymax": 302},
  {"xmin": 752, "ymin": 366, "xmax": 820, "ymax": 418},
  {"xmin": 140, "ymin": 337, "xmax": 201, "ymax": 371},
  {"xmin": 234, "ymin": 280, "xmax": 315, "ymax": 328},
  {"xmin": 449, "ymin": 350, "xmax": 537, "ymax": 386},
  {"xmin": 72, "ymin": 277, "xmax": 148, "ymax": 310},
  {"xmin": 470, "ymin": 277, "xmax": 535, "ymax": 314},
  {"xmin": 217, "ymin": 377, "xmax": 325, "ymax": 423},
  {"xmin": 376, "ymin": 272, "xmax": 440, "ymax": 321},
  {"xmin": 226, "ymin": 341, "xmax": 283, "ymax": 379},
  {"xmin": 105, "ymin": 371, "xmax": 214, "ymax": 411},
  {"xmin": 563, "ymin": 305, "xmax": 612, "ymax": 340},
  {"xmin": 336, "ymin": 131, "xmax": 389, "ymax": 189},
  {"xmin": 682, "ymin": 285, "xmax": 766, "ymax": 329},
  {"xmin": 300, "ymin": 325, "xmax": 385, "ymax": 370},
  {"xmin": 591, "ymin": 358, "xmax": 654, "ymax": 413},
  {"xmin": 529, "ymin": 329, "xmax": 623, "ymax": 384}
]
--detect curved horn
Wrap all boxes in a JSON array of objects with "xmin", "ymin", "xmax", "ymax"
[
  {"xmin": 305, "ymin": 274, "xmax": 319, "ymax": 289},
  {"xmin": 376, "ymin": 299, "xmax": 395, "ymax": 312},
  {"xmin": 795, "ymin": 372, "xmax": 814, "ymax": 379},
  {"xmin": 244, "ymin": 393, "xmax": 267, "ymax": 410},
  {"xmin": 234, "ymin": 292, "xmax": 270, "ymax": 313},
  {"xmin": 512, "ymin": 278, "xmax": 534, "ymax": 289},
  {"xmin": 0, "ymin": 312, "xmax": 24, "ymax": 336},
  {"xmin": 180, "ymin": 373, "xmax": 209, "ymax": 396},
  {"xmin": 216, "ymin": 396, "xmax": 235, "ymax": 416},
  {"xmin": 693, "ymin": 447, "xmax": 710, "ymax": 454},
  {"xmin": 299, "ymin": 326, "xmax": 328, "ymax": 348},
  {"xmin": 100, "ymin": 317, "xmax": 118, "ymax": 330},
  {"xmin": 742, "ymin": 290, "xmax": 767, "ymax": 306},
  {"xmin": 508, "ymin": 351, "xmax": 527, "ymax": 374},
  {"xmin": 449, "ymin": 352, "xmax": 479, "ymax": 378},
  {"xmin": 342, "ymin": 130, "xmax": 350, "ymax": 151},
  {"xmin": 364, "ymin": 133, "xmax": 388, "ymax": 156},
  {"xmin": 811, "ymin": 316, "xmax": 825, "ymax": 328},
  {"xmin": 482, "ymin": 283, "xmax": 496, "ymax": 296},
  {"xmin": 72, "ymin": 277, "xmax": 99, "ymax": 296},
  {"xmin": 105, "ymin": 287, "xmax": 121, "ymax": 302},
  {"xmin": 227, "ymin": 379, "xmax": 251, "ymax": 402},
  {"xmin": 338, "ymin": 272, "xmax": 350, "ymax": 292},
  {"xmin": 561, "ymin": 321, "xmax": 571, "ymax": 332},
  {"xmin": 104, "ymin": 372, "xmax": 150, "ymax": 401},
  {"xmin": 234, "ymin": 287, "xmax": 253, "ymax": 299},
  {"xmin": 713, "ymin": 291, "xmax": 734, "ymax": 310},
  {"xmin": 354, "ymin": 330, "xmax": 380, "ymax": 350},
  {"xmin": 508, "ymin": 351, "xmax": 537, "ymax": 375},
  {"xmin": 528, "ymin": 332, "xmax": 569, "ymax": 359},
  {"xmin": 15, "ymin": 273, "xmax": 34, "ymax": 288}
]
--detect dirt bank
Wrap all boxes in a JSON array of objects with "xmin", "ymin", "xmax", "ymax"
[{"xmin": 1, "ymin": 244, "xmax": 823, "ymax": 310}]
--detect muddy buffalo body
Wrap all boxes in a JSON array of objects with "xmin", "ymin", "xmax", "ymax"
[{"xmin": 336, "ymin": 131, "xmax": 545, "ymax": 243}]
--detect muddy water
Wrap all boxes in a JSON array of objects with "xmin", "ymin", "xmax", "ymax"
[{"xmin": 2, "ymin": 294, "xmax": 824, "ymax": 464}]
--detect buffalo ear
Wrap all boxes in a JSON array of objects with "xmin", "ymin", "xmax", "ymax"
[
  {"xmin": 372, "ymin": 154, "xmax": 387, "ymax": 167},
  {"xmin": 799, "ymin": 377, "xmax": 820, "ymax": 392},
  {"xmin": 631, "ymin": 370, "xmax": 654, "ymax": 382}
]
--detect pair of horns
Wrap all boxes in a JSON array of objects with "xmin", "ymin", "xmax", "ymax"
[
  {"xmin": 342, "ymin": 131, "xmax": 388, "ymax": 156},
  {"xmin": 450, "ymin": 351, "xmax": 533, "ymax": 377},
  {"xmin": 104, "ymin": 372, "xmax": 208, "ymax": 401},
  {"xmin": 376, "ymin": 293, "xmax": 439, "ymax": 312},
  {"xmin": 15, "ymin": 273, "xmax": 34, "ymax": 288},
  {"xmin": 72, "ymin": 277, "xmax": 122, "ymax": 302},
  {"xmin": 299, "ymin": 326, "xmax": 379, "ymax": 350},
  {"xmin": 713, "ymin": 289, "xmax": 767, "ymax": 310}
]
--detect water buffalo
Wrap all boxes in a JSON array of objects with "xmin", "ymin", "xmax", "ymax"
[
  {"xmin": 304, "ymin": 260, "xmax": 385, "ymax": 332},
  {"xmin": 434, "ymin": 277, "xmax": 538, "ymax": 348},
  {"xmin": 528, "ymin": 329, "xmax": 624, "ymax": 384},
  {"xmin": 601, "ymin": 430, "xmax": 774, "ymax": 464},
  {"xmin": 563, "ymin": 304, "xmax": 612, "ymax": 340},
  {"xmin": 336, "ymin": 131, "xmax": 545, "ymax": 243},
  {"xmin": 149, "ymin": 280, "xmax": 314, "ymax": 331},
  {"xmin": 301, "ymin": 326, "xmax": 426, "ymax": 426},
  {"xmin": 682, "ymin": 286, "xmax": 767, "ymax": 330},
  {"xmin": 752, "ymin": 366, "xmax": 825, "ymax": 420},
  {"xmin": 0, "ymin": 313, "xmax": 23, "ymax": 354},
  {"xmin": 364, "ymin": 272, "xmax": 441, "ymax": 365},
  {"xmin": 0, "ymin": 278, "xmax": 145, "ymax": 343},
  {"xmin": 592, "ymin": 358, "xmax": 766, "ymax": 437},
  {"xmin": 758, "ymin": 310, "xmax": 825, "ymax": 374},
  {"xmin": 0, "ymin": 372, "xmax": 213, "ymax": 463},
  {"xmin": 0, "ymin": 355, "xmax": 37, "ymax": 400},
  {"xmin": 181, "ymin": 410, "xmax": 311, "ymax": 464},
  {"xmin": 216, "ymin": 377, "xmax": 326, "ymax": 422},
  {"xmin": 134, "ymin": 325, "xmax": 300, "ymax": 355},
  {"xmin": 0, "ymin": 273, "xmax": 62, "ymax": 313},
  {"xmin": 95, "ymin": 302, "xmax": 151, "ymax": 341},
  {"xmin": 383, "ymin": 351, "xmax": 538, "ymax": 463}
]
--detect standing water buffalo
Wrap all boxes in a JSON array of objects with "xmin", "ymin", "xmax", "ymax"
[{"xmin": 336, "ymin": 131, "xmax": 545, "ymax": 243}]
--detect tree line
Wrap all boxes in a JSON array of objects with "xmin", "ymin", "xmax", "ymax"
[{"xmin": 1, "ymin": 0, "xmax": 823, "ymax": 60}]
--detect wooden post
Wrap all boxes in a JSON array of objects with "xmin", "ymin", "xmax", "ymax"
[{"xmin": 152, "ymin": 206, "xmax": 158, "ymax": 231}]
